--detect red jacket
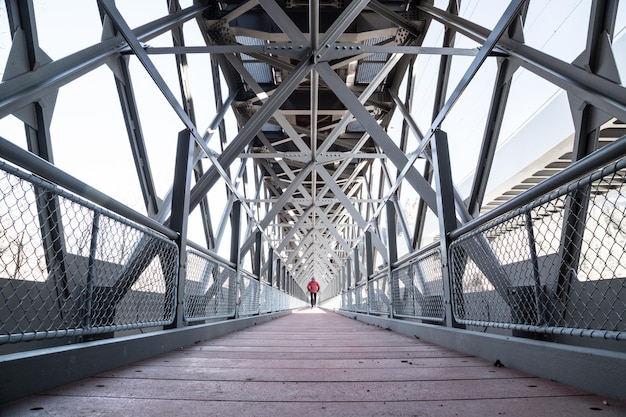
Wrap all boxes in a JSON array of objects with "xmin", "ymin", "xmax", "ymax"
[{"xmin": 307, "ymin": 280, "xmax": 320, "ymax": 293}]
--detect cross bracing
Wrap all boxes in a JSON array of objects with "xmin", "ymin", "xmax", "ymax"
[{"xmin": 0, "ymin": 0, "xmax": 625, "ymax": 299}]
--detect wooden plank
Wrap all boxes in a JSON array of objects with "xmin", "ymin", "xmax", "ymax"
[
  {"xmin": 2, "ymin": 309, "xmax": 625, "ymax": 417},
  {"xmin": 98, "ymin": 363, "xmax": 529, "ymax": 382}
]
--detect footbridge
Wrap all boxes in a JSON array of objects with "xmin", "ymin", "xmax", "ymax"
[{"xmin": 0, "ymin": 0, "xmax": 625, "ymax": 414}]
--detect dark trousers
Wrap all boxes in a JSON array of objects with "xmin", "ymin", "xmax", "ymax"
[{"xmin": 310, "ymin": 292, "xmax": 317, "ymax": 306}]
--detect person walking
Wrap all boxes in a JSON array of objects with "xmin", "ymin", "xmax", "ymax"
[{"xmin": 307, "ymin": 277, "xmax": 320, "ymax": 308}]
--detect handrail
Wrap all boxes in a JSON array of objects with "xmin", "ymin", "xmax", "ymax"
[
  {"xmin": 0, "ymin": 137, "xmax": 178, "ymax": 240},
  {"xmin": 186, "ymin": 240, "xmax": 235, "ymax": 269},
  {"xmin": 393, "ymin": 241, "xmax": 440, "ymax": 269}
]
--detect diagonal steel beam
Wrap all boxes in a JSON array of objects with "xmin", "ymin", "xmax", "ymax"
[
  {"xmin": 240, "ymin": 162, "xmax": 315, "ymax": 255},
  {"xmin": 224, "ymin": 54, "xmax": 311, "ymax": 153},
  {"xmin": 317, "ymin": 53, "xmax": 404, "ymax": 154},
  {"xmin": 315, "ymin": 0, "xmax": 371, "ymax": 61},
  {"xmin": 317, "ymin": 62, "xmax": 439, "ymax": 214},
  {"xmin": 188, "ymin": 58, "xmax": 314, "ymax": 211},
  {"xmin": 317, "ymin": 165, "xmax": 388, "ymax": 259},
  {"xmin": 314, "ymin": 207, "xmax": 352, "ymax": 254},
  {"xmin": 275, "ymin": 205, "xmax": 315, "ymax": 252},
  {"xmin": 258, "ymin": 0, "xmax": 308, "ymax": 44},
  {"xmin": 0, "ymin": 3, "xmax": 206, "ymax": 120},
  {"xmin": 419, "ymin": 1, "xmax": 626, "ymax": 123},
  {"xmin": 383, "ymin": 0, "xmax": 528, "ymax": 226}
]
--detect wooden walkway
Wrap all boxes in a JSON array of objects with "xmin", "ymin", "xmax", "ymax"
[{"xmin": 2, "ymin": 308, "xmax": 625, "ymax": 416}]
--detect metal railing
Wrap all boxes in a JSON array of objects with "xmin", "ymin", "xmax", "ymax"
[
  {"xmin": 238, "ymin": 270, "xmax": 260, "ymax": 316},
  {"xmin": 368, "ymin": 270, "xmax": 391, "ymax": 315},
  {"xmin": 184, "ymin": 249, "xmax": 236, "ymax": 321},
  {"xmin": 343, "ymin": 281, "xmax": 368, "ymax": 313},
  {"xmin": 0, "ymin": 160, "xmax": 306, "ymax": 345},
  {"xmin": 392, "ymin": 248, "xmax": 445, "ymax": 322},
  {"xmin": 0, "ymin": 160, "xmax": 179, "ymax": 343},
  {"xmin": 449, "ymin": 157, "xmax": 626, "ymax": 340},
  {"xmin": 336, "ymin": 139, "xmax": 626, "ymax": 341},
  {"xmin": 184, "ymin": 249, "xmax": 307, "ymax": 320}
]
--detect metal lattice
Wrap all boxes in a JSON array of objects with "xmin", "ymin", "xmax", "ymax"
[
  {"xmin": 354, "ymin": 283, "xmax": 368, "ymax": 313},
  {"xmin": 450, "ymin": 160, "xmax": 626, "ymax": 340},
  {"xmin": 0, "ymin": 162, "xmax": 178, "ymax": 344},
  {"xmin": 368, "ymin": 272, "xmax": 391, "ymax": 315},
  {"xmin": 393, "ymin": 249, "xmax": 445, "ymax": 322},
  {"xmin": 238, "ymin": 271, "xmax": 260, "ymax": 316},
  {"xmin": 184, "ymin": 249, "xmax": 236, "ymax": 321}
]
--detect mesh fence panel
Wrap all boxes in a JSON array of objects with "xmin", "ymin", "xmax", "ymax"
[
  {"xmin": 184, "ymin": 249, "xmax": 236, "ymax": 321},
  {"xmin": 260, "ymin": 283, "xmax": 272, "ymax": 313},
  {"xmin": 343, "ymin": 289, "xmax": 355, "ymax": 311},
  {"xmin": 450, "ymin": 159, "xmax": 626, "ymax": 339},
  {"xmin": 239, "ymin": 271, "xmax": 260, "ymax": 316},
  {"xmin": 354, "ymin": 283, "xmax": 368, "ymax": 313},
  {"xmin": 393, "ymin": 249, "xmax": 445, "ymax": 322},
  {"xmin": 368, "ymin": 273, "xmax": 390, "ymax": 315},
  {"xmin": 0, "ymin": 163, "xmax": 178, "ymax": 344}
]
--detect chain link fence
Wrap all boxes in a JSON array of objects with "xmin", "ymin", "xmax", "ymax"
[
  {"xmin": 259, "ymin": 282, "xmax": 274, "ymax": 314},
  {"xmin": 368, "ymin": 271, "xmax": 391, "ymax": 315},
  {"xmin": 0, "ymin": 160, "xmax": 307, "ymax": 345},
  {"xmin": 238, "ymin": 270, "xmax": 260, "ymax": 316},
  {"xmin": 450, "ymin": 158, "xmax": 626, "ymax": 340},
  {"xmin": 184, "ymin": 249, "xmax": 236, "ymax": 321},
  {"xmin": 339, "ymin": 249, "xmax": 445, "ymax": 321},
  {"xmin": 392, "ymin": 248, "xmax": 445, "ymax": 322},
  {"xmin": 343, "ymin": 282, "xmax": 368, "ymax": 313},
  {"xmin": 185, "ymin": 251, "xmax": 307, "ymax": 319},
  {"xmin": 0, "ymin": 161, "xmax": 179, "ymax": 344}
]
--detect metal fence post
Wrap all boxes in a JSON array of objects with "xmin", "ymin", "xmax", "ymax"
[
  {"xmin": 167, "ymin": 130, "xmax": 194, "ymax": 329},
  {"xmin": 386, "ymin": 199, "xmax": 398, "ymax": 318},
  {"xmin": 431, "ymin": 129, "xmax": 460, "ymax": 328},
  {"xmin": 230, "ymin": 200, "xmax": 242, "ymax": 319}
]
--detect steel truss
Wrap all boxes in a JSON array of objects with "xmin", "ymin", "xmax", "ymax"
[{"xmin": 1, "ymin": 0, "xmax": 625, "ymax": 297}]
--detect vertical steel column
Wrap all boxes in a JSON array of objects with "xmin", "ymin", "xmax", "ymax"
[
  {"xmin": 267, "ymin": 250, "xmax": 274, "ymax": 287},
  {"xmin": 365, "ymin": 231, "xmax": 374, "ymax": 280},
  {"xmin": 554, "ymin": 0, "xmax": 620, "ymax": 324},
  {"xmin": 253, "ymin": 230, "xmax": 262, "ymax": 280},
  {"xmin": 386, "ymin": 200, "xmax": 398, "ymax": 318},
  {"xmin": 169, "ymin": 0, "xmax": 214, "ymax": 244},
  {"xmin": 167, "ymin": 130, "xmax": 194, "ymax": 328},
  {"xmin": 230, "ymin": 200, "xmax": 242, "ymax": 318},
  {"xmin": 352, "ymin": 247, "xmax": 359, "ymax": 287},
  {"xmin": 524, "ymin": 212, "xmax": 547, "ymax": 326},
  {"xmin": 413, "ymin": 0, "xmax": 459, "ymax": 248},
  {"xmin": 346, "ymin": 259, "xmax": 351, "ymax": 291},
  {"xmin": 431, "ymin": 130, "xmax": 459, "ymax": 328},
  {"xmin": 364, "ymin": 231, "xmax": 374, "ymax": 312},
  {"xmin": 254, "ymin": 230, "xmax": 262, "ymax": 314}
]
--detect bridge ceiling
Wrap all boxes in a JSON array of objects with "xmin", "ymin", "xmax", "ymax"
[{"xmin": 193, "ymin": 0, "xmax": 433, "ymax": 289}]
